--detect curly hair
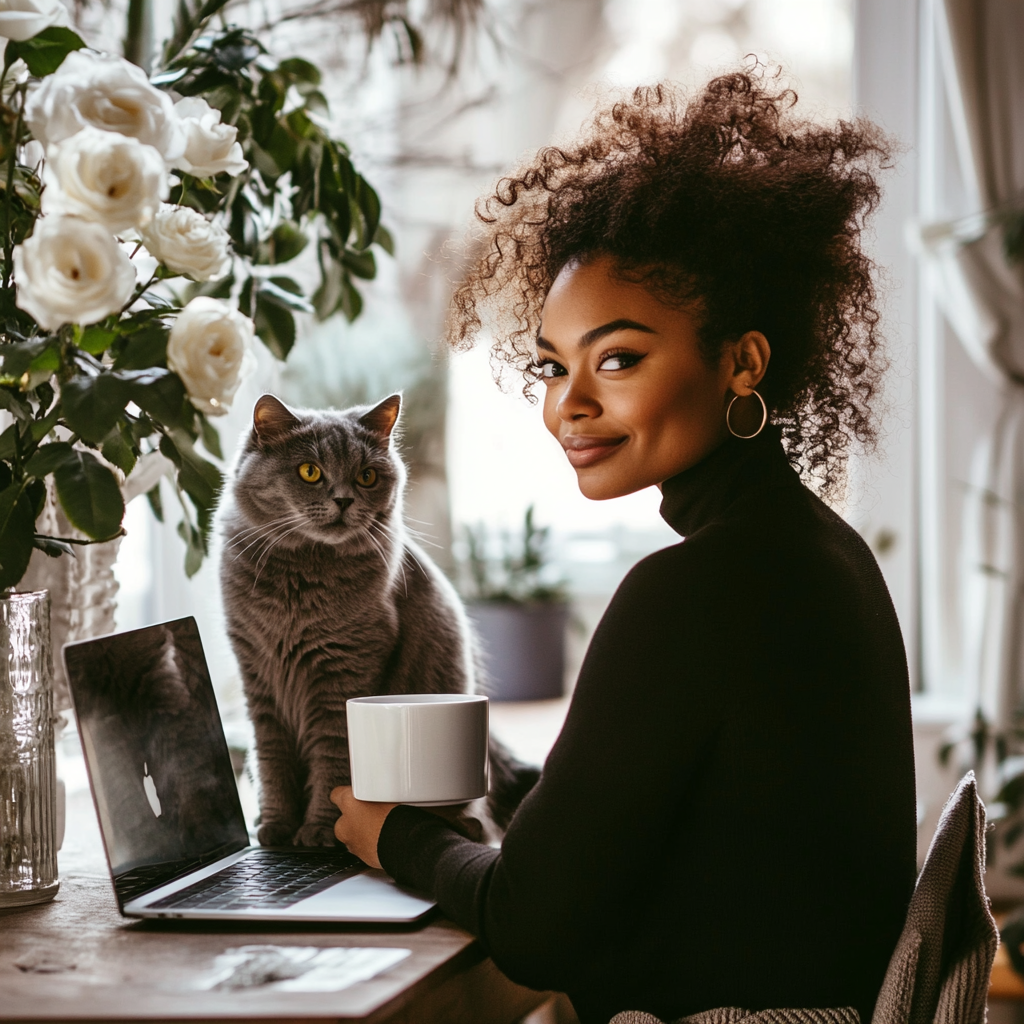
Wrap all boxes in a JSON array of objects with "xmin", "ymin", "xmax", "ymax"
[{"xmin": 447, "ymin": 71, "xmax": 893, "ymax": 494}]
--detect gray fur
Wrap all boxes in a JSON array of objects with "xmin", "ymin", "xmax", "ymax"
[{"xmin": 219, "ymin": 393, "xmax": 532, "ymax": 848}]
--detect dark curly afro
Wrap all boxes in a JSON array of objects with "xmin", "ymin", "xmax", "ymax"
[{"xmin": 447, "ymin": 70, "xmax": 893, "ymax": 495}]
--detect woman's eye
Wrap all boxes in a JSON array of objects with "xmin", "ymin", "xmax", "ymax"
[
  {"xmin": 298, "ymin": 463, "xmax": 322, "ymax": 483},
  {"xmin": 599, "ymin": 351, "xmax": 643, "ymax": 371},
  {"xmin": 356, "ymin": 467, "xmax": 377, "ymax": 488},
  {"xmin": 537, "ymin": 360, "xmax": 567, "ymax": 379}
]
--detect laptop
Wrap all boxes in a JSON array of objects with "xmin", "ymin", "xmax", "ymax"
[{"xmin": 63, "ymin": 616, "xmax": 435, "ymax": 923}]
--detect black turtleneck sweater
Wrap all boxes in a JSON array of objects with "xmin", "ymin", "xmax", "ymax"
[{"xmin": 378, "ymin": 429, "xmax": 917, "ymax": 1024}]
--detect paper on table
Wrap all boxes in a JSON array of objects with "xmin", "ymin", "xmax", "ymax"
[{"xmin": 197, "ymin": 945, "xmax": 412, "ymax": 992}]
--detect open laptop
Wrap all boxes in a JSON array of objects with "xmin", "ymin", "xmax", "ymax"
[{"xmin": 63, "ymin": 616, "xmax": 435, "ymax": 923}]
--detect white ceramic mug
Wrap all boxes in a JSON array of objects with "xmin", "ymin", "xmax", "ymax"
[{"xmin": 346, "ymin": 694, "xmax": 489, "ymax": 805}]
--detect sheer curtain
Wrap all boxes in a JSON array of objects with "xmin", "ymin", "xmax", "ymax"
[{"xmin": 918, "ymin": 0, "xmax": 1024, "ymax": 725}]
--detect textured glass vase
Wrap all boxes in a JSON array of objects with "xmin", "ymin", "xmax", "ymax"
[{"xmin": 0, "ymin": 590, "xmax": 59, "ymax": 907}]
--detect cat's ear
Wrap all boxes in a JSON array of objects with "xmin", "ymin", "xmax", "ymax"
[
  {"xmin": 359, "ymin": 394, "xmax": 401, "ymax": 439},
  {"xmin": 252, "ymin": 395, "xmax": 299, "ymax": 442}
]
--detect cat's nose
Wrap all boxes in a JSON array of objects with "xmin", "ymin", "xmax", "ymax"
[{"xmin": 334, "ymin": 497, "xmax": 354, "ymax": 513}]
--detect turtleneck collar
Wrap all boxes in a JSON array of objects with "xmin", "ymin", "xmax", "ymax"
[{"xmin": 658, "ymin": 425, "xmax": 792, "ymax": 538}]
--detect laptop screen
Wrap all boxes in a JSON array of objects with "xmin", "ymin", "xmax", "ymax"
[{"xmin": 64, "ymin": 617, "xmax": 249, "ymax": 905}]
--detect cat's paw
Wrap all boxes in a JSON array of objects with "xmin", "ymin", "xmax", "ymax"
[
  {"xmin": 293, "ymin": 823, "xmax": 339, "ymax": 847},
  {"xmin": 257, "ymin": 821, "xmax": 297, "ymax": 847}
]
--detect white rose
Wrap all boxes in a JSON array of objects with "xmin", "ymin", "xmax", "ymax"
[
  {"xmin": 139, "ymin": 204, "xmax": 232, "ymax": 281},
  {"xmin": 42, "ymin": 127, "xmax": 168, "ymax": 232},
  {"xmin": 25, "ymin": 50, "xmax": 185, "ymax": 161},
  {"xmin": 173, "ymin": 97, "xmax": 248, "ymax": 178},
  {"xmin": 0, "ymin": 0, "xmax": 68, "ymax": 42},
  {"xmin": 167, "ymin": 297, "xmax": 254, "ymax": 416},
  {"xmin": 14, "ymin": 215, "xmax": 136, "ymax": 330}
]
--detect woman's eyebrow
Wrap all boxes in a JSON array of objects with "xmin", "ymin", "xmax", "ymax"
[
  {"xmin": 536, "ymin": 318, "xmax": 656, "ymax": 354},
  {"xmin": 580, "ymin": 319, "xmax": 656, "ymax": 347}
]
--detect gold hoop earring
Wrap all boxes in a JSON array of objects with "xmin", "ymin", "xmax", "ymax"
[{"xmin": 726, "ymin": 390, "xmax": 767, "ymax": 440}]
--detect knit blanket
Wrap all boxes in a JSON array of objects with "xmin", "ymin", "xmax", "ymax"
[{"xmin": 609, "ymin": 773, "xmax": 998, "ymax": 1024}]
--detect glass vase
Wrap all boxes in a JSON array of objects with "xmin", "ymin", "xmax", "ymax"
[{"xmin": 0, "ymin": 590, "xmax": 59, "ymax": 907}]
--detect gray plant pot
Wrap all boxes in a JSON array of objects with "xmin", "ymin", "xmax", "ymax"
[{"xmin": 467, "ymin": 601, "xmax": 569, "ymax": 702}]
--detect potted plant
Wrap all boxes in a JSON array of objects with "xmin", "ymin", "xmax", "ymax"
[{"xmin": 458, "ymin": 505, "xmax": 570, "ymax": 702}]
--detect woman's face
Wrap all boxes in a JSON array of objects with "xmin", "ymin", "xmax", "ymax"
[{"xmin": 538, "ymin": 256, "xmax": 741, "ymax": 500}]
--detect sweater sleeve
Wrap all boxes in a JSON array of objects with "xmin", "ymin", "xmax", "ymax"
[{"xmin": 377, "ymin": 543, "xmax": 726, "ymax": 993}]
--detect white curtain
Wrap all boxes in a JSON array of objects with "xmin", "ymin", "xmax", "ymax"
[{"xmin": 920, "ymin": 0, "xmax": 1024, "ymax": 724}]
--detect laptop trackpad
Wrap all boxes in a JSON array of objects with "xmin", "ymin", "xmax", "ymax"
[{"xmin": 295, "ymin": 871, "xmax": 434, "ymax": 921}]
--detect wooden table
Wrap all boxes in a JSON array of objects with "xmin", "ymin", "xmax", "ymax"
[{"xmin": 0, "ymin": 786, "xmax": 549, "ymax": 1023}]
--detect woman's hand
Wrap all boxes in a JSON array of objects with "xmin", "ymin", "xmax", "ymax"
[
  {"xmin": 331, "ymin": 787, "xmax": 489, "ymax": 869},
  {"xmin": 330, "ymin": 786, "xmax": 395, "ymax": 869}
]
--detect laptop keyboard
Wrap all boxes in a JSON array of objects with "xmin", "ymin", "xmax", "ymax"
[{"xmin": 147, "ymin": 849, "xmax": 363, "ymax": 912}]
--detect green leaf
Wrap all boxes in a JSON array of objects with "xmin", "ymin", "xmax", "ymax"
[
  {"xmin": 239, "ymin": 276, "xmax": 255, "ymax": 318},
  {"xmin": 101, "ymin": 427, "xmax": 137, "ymax": 476},
  {"xmin": 199, "ymin": 416, "xmax": 223, "ymax": 460},
  {"xmin": 342, "ymin": 249, "xmax": 376, "ymax": 281},
  {"xmin": 60, "ymin": 374, "xmax": 131, "ymax": 443},
  {"xmin": 26, "ymin": 477, "xmax": 44, "ymax": 517},
  {"xmin": 264, "ymin": 123, "xmax": 298, "ymax": 175},
  {"xmin": 263, "ymin": 276, "xmax": 313, "ymax": 312},
  {"xmin": 177, "ymin": 517, "xmax": 205, "ymax": 577},
  {"xmin": 0, "ymin": 387, "xmax": 32, "ymax": 423},
  {"xmin": 312, "ymin": 258, "xmax": 343, "ymax": 321},
  {"xmin": 278, "ymin": 57, "xmax": 320, "ymax": 85},
  {"xmin": 373, "ymin": 223, "xmax": 395, "ymax": 256},
  {"xmin": 338, "ymin": 275, "xmax": 363, "ymax": 323},
  {"xmin": 112, "ymin": 324, "xmax": 169, "ymax": 370},
  {"xmin": 0, "ymin": 423, "xmax": 15, "ymax": 460},
  {"xmin": 146, "ymin": 483, "xmax": 164, "ymax": 523},
  {"xmin": 302, "ymin": 90, "xmax": 329, "ymax": 116},
  {"xmin": 5, "ymin": 26, "xmax": 86, "ymax": 75},
  {"xmin": 122, "ymin": 369, "xmax": 192, "ymax": 432},
  {"xmin": 265, "ymin": 221, "xmax": 307, "ymax": 264},
  {"xmin": 159, "ymin": 431, "xmax": 222, "ymax": 511},
  {"xmin": 354, "ymin": 175, "xmax": 381, "ymax": 246},
  {"xmin": 0, "ymin": 482, "xmax": 34, "ymax": 590},
  {"xmin": 23, "ymin": 441, "xmax": 76, "ymax": 479},
  {"xmin": 53, "ymin": 450, "xmax": 125, "ymax": 540},
  {"xmin": 182, "ymin": 274, "xmax": 234, "ymax": 302},
  {"xmin": 79, "ymin": 326, "xmax": 118, "ymax": 355},
  {"xmin": 254, "ymin": 290, "xmax": 296, "ymax": 360},
  {"xmin": 30, "ymin": 403, "xmax": 61, "ymax": 442},
  {"xmin": 0, "ymin": 337, "xmax": 54, "ymax": 378}
]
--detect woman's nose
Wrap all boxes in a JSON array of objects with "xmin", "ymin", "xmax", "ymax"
[{"xmin": 556, "ymin": 375, "xmax": 601, "ymax": 421}]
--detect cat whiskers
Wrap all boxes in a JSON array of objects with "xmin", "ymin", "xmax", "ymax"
[
  {"xmin": 229, "ymin": 514, "xmax": 308, "ymax": 561},
  {"xmin": 371, "ymin": 519, "xmax": 432, "ymax": 576},
  {"xmin": 398, "ymin": 520, "xmax": 443, "ymax": 550},
  {"xmin": 250, "ymin": 521, "xmax": 311, "ymax": 587},
  {"xmin": 363, "ymin": 522, "xmax": 403, "ymax": 592}
]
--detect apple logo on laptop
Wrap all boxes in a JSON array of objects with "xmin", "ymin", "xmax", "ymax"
[{"xmin": 142, "ymin": 763, "xmax": 162, "ymax": 818}]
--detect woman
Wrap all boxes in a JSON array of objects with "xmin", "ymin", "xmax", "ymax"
[{"xmin": 332, "ymin": 73, "xmax": 917, "ymax": 1024}]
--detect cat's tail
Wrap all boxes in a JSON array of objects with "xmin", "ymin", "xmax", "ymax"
[{"xmin": 486, "ymin": 735, "xmax": 541, "ymax": 832}]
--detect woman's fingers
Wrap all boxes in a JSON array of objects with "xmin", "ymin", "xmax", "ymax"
[{"xmin": 330, "ymin": 785, "xmax": 351, "ymax": 810}]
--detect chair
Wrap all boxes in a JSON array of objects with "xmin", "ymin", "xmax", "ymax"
[{"xmin": 610, "ymin": 772, "xmax": 999, "ymax": 1024}]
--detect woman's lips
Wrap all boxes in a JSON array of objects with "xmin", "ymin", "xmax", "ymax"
[{"xmin": 561, "ymin": 434, "xmax": 627, "ymax": 468}]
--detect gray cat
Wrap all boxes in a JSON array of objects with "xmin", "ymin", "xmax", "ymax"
[{"xmin": 219, "ymin": 392, "xmax": 537, "ymax": 848}]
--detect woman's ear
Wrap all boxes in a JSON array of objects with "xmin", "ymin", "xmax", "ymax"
[{"xmin": 726, "ymin": 331, "xmax": 771, "ymax": 395}]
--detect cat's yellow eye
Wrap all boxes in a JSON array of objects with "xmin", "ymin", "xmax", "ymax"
[
  {"xmin": 298, "ymin": 463, "xmax": 322, "ymax": 483},
  {"xmin": 356, "ymin": 467, "xmax": 377, "ymax": 488}
]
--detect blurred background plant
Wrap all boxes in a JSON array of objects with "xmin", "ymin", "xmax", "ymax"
[{"xmin": 458, "ymin": 505, "xmax": 567, "ymax": 605}]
